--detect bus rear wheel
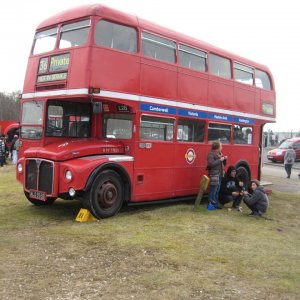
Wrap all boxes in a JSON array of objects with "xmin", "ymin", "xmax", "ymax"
[
  {"xmin": 24, "ymin": 191, "xmax": 56, "ymax": 206},
  {"xmin": 85, "ymin": 170, "xmax": 123, "ymax": 219}
]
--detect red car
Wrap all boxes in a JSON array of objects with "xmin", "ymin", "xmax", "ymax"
[{"xmin": 267, "ymin": 137, "xmax": 300, "ymax": 162}]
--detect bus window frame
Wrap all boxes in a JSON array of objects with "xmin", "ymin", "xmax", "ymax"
[
  {"xmin": 140, "ymin": 114, "xmax": 176, "ymax": 142},
  {"xmin": 141, "ymin": 31, "xmax": 177, "ymax": 64},
  {"xmin": 94, "ymin": 19, "xmax": 138, "ymax": 54},
  {"xmin": 178, "ymin": 43, "xmax": 207, "ymax": 72},
  {"xmin": 233, "ymin": 62, "xmax": 254, "ymax": 86},
  {"xmin": 58, "ymin": 19, "xmax": 92, "ymax": 50},
  {"xmin": 207, "ymin": 122, "xmax": 232, "ymax": 144},
  {"xmin": 177, "ymin": 117, "xmax": 205, "ymax": 143}
]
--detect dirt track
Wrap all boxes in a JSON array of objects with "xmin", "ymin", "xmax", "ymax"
[{"xmin": 262, "ymin": 164, "xmax": 300, "ymax": 194}]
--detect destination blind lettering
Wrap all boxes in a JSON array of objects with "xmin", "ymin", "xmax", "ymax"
[
  {"xmin": 37, "ymin": 53, "xmax": 70, "ymax": 83},
  {"xmin": 37, "ymin": 72, "xmax": 67, "ymax": 83}
]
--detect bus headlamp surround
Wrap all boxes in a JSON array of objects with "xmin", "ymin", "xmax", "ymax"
[
  {"xmin": 65, "ymin": 170, "xmax": 73, "ymax": 181},
  {"xmin": 17, "ymin": 163, "xmax": 23, "ymax": 173}
]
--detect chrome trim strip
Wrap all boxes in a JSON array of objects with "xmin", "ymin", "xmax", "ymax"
[{"xmin": 22, "ymin": 88, "xmax": 89, "ymax": 99}]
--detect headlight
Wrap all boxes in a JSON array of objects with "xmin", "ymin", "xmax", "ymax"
[
  {"xmin": 65, "ymin": 170, "xmax": 72, "ymax": 181},
  {"xmin": 17, "ymin": 163, "xmax": 23, "ymax": 173}
]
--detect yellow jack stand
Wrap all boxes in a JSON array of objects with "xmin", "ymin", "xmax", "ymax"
[
  {"xmin": 75, "ymin": 208, "xmax": 97, "ymax": 222},
  {"xmin": 194, "ymin": 175, "xmax": 210, "ymax": 210}
]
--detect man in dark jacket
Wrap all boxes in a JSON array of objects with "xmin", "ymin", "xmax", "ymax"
[
  {"xmin": 219, "ymin": 166, "xmax": 244, "ymax": 211},
  {"xmin": 243, "ymin": 180, "xmax": 269, "ymax": 217}
]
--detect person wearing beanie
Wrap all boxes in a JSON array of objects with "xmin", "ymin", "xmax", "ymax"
[
  {"xmin": 219, "ymin": 165, "xmax": 244, "ymax": 211},
  {"xmin": 243, "ymin": 180, "xmax": 269, "ymax": 217}
]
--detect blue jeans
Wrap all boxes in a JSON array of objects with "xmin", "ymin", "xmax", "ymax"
[{"xmin": 209, "ymin": 180, "xmax": 221, "ymax": 207}]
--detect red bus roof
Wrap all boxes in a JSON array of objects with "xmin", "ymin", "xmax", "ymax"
[{"xmin": 36, "ymin": 4, "xmax": 272, "ymax": 74}]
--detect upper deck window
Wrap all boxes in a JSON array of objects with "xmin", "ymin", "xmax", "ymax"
[
  {"xmin": 209, "ymin": 54, "xmax": 231, "ymax": 79},
  {"xmin": 255, "ymin": 69, "xmax": 272, "ymax": 90},
  {"xmin": 234, "ymin": 63, "xmax": 254, "ymax": 85},
  {"xmin": 59, "ymin": 19, "xmax": 91, "ymax": 49},
  {"xmin": 179, "ymin": 44, "xmax": 206, "ymax": 72},
  {"xmin": 33, "ymin": 27, "xmax": 58, "ymax": 55},
  {"xmin": 142, "ymin": 32, "xmax": 176, "ymax": 63},
  {"xmin": 95, "ymin": 20, "xmax": 137, "ymax": 53}
]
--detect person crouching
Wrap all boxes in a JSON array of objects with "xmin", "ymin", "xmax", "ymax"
[
  {"xmin": 243, "ymin": 180, "xmax": 269, "ymax": 217},
  {"xmin": 219, "ymin": 166, "xmax": 244, "ymax": 211}
]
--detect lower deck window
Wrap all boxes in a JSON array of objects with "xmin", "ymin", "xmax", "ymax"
[
  {"xmin": 140, "ymin": 115, "xmax": 174, "ymax": 141},
  {"xmin": 46, "ymin": 101, "xmax": 91, "ymax": 138},
  {"xmin": 177, "ymin": 119, "xmax": 205, "ymax": 142},
  {"xmin": 103, "ymin": 114, "xmax": 133, "ymax": 139},
  {"xmin": 208, "ymin": 123, "xmax": 231, "ymax": 144},
  {"xmin": 234, "ymin": 125, "xmax": 252, "ymax": 144}
]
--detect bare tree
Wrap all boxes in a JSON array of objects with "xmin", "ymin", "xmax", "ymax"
[{"xmin": 0, "ymin": 91, "xmax": 21, "ymax": 121}]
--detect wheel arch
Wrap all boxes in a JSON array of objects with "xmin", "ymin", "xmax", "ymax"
[{"xmin": 83, "ymin": 162, "xmax": 131, "ymax": 203}]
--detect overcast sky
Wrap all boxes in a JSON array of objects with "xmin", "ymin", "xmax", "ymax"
[{"xmin": 1, "ymin": 0, "xmax": 299, "ymax": 132}]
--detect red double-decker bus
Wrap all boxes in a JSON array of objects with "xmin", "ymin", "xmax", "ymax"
[{"xmin": 16, "ymin": 4, "xmax": 276, "ymax": 218}]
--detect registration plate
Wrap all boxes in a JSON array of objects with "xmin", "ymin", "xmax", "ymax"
[{"xmin": 29, "ymin": 190, "xmax": 46, "ymax": 201}]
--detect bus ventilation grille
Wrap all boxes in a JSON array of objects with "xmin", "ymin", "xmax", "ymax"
[
  {"xmin": 25, "ymin": 159, "xmax": 54, "ymax": 194},
  {"xmin": 36, "ymin": 84, "xmax": 66, "ymax": 91}
]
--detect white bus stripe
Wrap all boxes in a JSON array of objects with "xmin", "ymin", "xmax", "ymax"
[{"xmin": 22, "ymin": 88, "xmax": 276, "ymax": 122}]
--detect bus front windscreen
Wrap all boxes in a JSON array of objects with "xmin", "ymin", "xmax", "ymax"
[{"xmin": 21, "ymin": 101, "xmax": 44, "ymax": 139}]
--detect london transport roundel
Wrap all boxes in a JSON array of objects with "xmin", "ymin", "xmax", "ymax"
[{"xmin": 185, "ymin": 148, "xmax": 196, "ymax": 164}]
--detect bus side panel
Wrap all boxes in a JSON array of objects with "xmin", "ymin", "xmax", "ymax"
[
  {"xmin": 131, "ymin": 141, "xmax": 175, "ymax": 201},
  {"xmin": 234, "ymin": 83, "xmax": 256, "ymax": 113},
  {"xmin": 67, "ymin": 49, "xmax": 90, "ymax": 88},
  {"xmin": 23, "ymin": 58, "xmax": 39, "ymax": 93},
  {"xmin": 173, "ymin": 143, "xmax": 208, "ymax": 197},
  {"xmin": 140, "ymin": 58, "xmax": 177, "ymax": 100},
  {"xmin": 90, "ymin": 48, "xmax": 140, "ymax": 94},
  {"xmin": 178, "ymin": 70, "xmax": 208, "ymax": 105},
  {"xmin": 208, "ymin": 76, "xmax": 234, "ymax": 109}
]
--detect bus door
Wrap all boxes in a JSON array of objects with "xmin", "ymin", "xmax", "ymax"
[{"xmin": 132, "ymin": 114, "xmax": 175, "ymax": 202}]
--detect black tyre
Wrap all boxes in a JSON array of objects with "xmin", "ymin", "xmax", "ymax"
[
  {"xmin": 236, "ymin": 166, "xmax": 250, "ymax": 189},
  {"xmin": 84, "ymin": 170, "xmax": 123, "ymax": 219},
  {"xmin": 24, "ymin": 191, "xmax": 56, "ymax": 206}
]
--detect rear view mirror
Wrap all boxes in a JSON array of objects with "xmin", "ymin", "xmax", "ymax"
[{"xmin": 93, "ymin": 102, "xmax": 102, "ymax": 114}]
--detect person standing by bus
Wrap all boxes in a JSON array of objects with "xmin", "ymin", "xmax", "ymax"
[
  {"xmin": 10, "ymin": 134, "xmax": 18, "ymax": 160},
  {"xmin": 284, "ymin": 146, "xmax": 296, "ymax": 178},
  {"xmin": 0, "ymin": 135, "xmax": 5, "ymax": 167},
  {"xmin": 12, "ymin": 135, "xmax": 20, "ymax": 164},
  {"xmin": 207, "ymin": 140, "xmax": 227, "ymax": 209}
]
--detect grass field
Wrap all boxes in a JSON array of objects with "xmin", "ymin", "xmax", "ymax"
[{"xmin": 0, "ymin": 163, "xmax": 299, "ymax": 299}]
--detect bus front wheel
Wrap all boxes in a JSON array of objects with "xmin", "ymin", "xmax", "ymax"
[
  {"xmin": 24, "ymin": 191, "xmax": 56, "ymax": 206},
  {"xmin": 85, "ymin": 170, "xmax": 123, "ymax": 219}
]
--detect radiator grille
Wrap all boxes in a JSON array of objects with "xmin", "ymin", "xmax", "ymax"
[{"xmin": 25, "ymin": 159, "xmax": 54, "ymax": 194}]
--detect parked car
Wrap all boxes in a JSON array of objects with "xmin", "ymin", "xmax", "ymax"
[{"xmin": 267, "ymin": 137, "xmax": 300, "ymax": 162}]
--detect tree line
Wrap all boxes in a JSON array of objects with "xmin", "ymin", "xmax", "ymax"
[{"xmin": 0, "ymin": 91, "xmax": 21, "ymax": 121}]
